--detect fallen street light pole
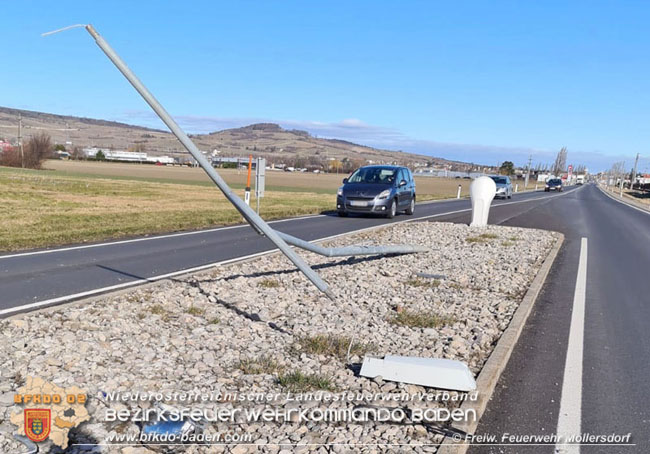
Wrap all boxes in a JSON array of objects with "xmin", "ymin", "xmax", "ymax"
[
  {"xmin": 43, "ymin": 24, "xmax": 427, "ymax": 299},
  {"xmin": 80, "ymin": 24, "xmax": 334, "ymax": 298},
  {"xmin": 276, "ymin": 231, "xmax": 429, "ymax": 257}
]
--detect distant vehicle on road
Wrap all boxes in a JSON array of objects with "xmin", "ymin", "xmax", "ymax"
[
  {"xmin": 545, "ymin": 178, "xmax": 563, "ymax": 192},
  {"xmin": 576, "ymin": 175, "xmax": 585, "ymax": 185},
  {"xmin": 489, "ymin": 175, "xmax": 513, "ymax": 199},
  {"xmin": 337, "ymin": 165, "xmax": 416, "ymax": 218}
]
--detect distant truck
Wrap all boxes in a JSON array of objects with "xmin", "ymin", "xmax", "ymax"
[{"xmin": 576, "ymin": 175, "xmax": 585, "ymax": 185}]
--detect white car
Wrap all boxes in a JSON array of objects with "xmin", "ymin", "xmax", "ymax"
[{"xmin": 489, "ymin": 176, "xmax": 513, "ymax": 199}]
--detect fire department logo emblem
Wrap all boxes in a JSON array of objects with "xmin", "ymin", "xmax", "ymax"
[{"xmin": 24, "ymin": 409, "xmax": 51, "ymax": 442}]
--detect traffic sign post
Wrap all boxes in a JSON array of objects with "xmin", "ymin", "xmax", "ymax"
[{"xmin": 255, "ymin": 158, "xmax": 266, "ymax": 214}]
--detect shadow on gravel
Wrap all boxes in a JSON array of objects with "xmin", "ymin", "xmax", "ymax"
[
  {"xmin": 346, "ymin": 362, "xmax": 363, "ymax": 376},
  {"xmin": 186, "ymin": 279, "xmax": 291, "ymax": 335},
  {"xmin": 96, "ymin": 251, "xmax": 396, "ymax": 287},
  {"xmin": 198, "ymin": 254, "xmax": 398, "ymax": 284},
  {"xmin": 48, "ymin": 426, "xmax": 101, "ymax": 454},
  {"xmin": 96, "ymin": 254, "xmax": 403, "ymax": 337},
  {"xmin": 96, "ymin": 264, "xmax": 291, "ymax": 334}
]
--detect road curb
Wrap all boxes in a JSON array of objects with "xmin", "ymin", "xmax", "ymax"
[
  {"xmin": 3, "ymin": 191, "xmax": 568, "ymax": 318},
  {"xmin": 3, "ymin": 214, "xmax": 430, "ymax": 320},
  {"xmin": 597, "ymin": 184, "xmax": 650, "ymax": 214},
  {"xmin": 437, "ymin": 232, "xmax": 565, "ymax": 454}
]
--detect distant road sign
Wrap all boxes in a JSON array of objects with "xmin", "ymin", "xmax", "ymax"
[{"xmin": 255, "ymin": 158, "xmax": 266, "ymax": 198}]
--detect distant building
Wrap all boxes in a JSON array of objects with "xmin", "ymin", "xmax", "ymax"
[
  {"xmin": 637, "ymin": 174, "xmax": 650, "ymax": 185},
  {"xmin": 210, "ymin": 156, "xmax": 263, "ymax": 168},
  {"xmin": 83, "ymin": 147, "xmax": 175, "ymax": 164},
  {"xmin": 415, "ymin": 168, "xmax": 486, "ymax": 179},
  {"xmin": 0, "ymin": 141, "xmax": 12, "ymax": 152}
]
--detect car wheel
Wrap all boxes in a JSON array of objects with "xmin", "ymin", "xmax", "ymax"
[
  {"xmin": 405, "ymin": 197, "xmax": 415, "ymax": 215},
  {"xmin": 386, "ymin": 199, "xmax": 397, "ymax": 219}
]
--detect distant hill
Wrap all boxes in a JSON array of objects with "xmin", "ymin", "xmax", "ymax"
[{"xmin": 0, "ymin": 106, "xmax": 462, "ymax": 167}]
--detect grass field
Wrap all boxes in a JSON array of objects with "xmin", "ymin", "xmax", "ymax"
[
  {"xmin": 1, "ymin": 160, "xmax": 525, "ymax": 251},
  {"xmin": 0, "ymin": 166, "xmax": 332, "ymax": 251},
  {"xmin": 44, "ymin": 160, "xmax": 475, "ymax": 197}
]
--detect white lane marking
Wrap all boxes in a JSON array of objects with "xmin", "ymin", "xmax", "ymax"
[
  {"xmin": 0, "ymin": 213, "xmax": 327, "ymax": 260},
  {"xmin": 597, "ymin": 185, "xmax": 650, "ymax": 215},
  {"xmin": 555, "ymin": 237, "xmax": 588, "ymax": 454},
  {"xmin": 1, "ymin": 187, "xmax": 577, "ymax": 316},
  {"xmin": 0, "ymin": 249, "xmax": 275, "ymax": 316},
  {"xmin": 0, "ymin": 188, "xmax": 573, "ymax": 261}
]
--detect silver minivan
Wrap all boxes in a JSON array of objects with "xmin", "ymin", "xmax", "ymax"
[{"xmin": 337, "ymin": 165, "xmax": 416, "ymax": 218}]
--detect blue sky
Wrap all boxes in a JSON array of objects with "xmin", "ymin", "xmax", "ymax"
[{"xmin": 1, "ymin": 1, "xmax": 649, "ymax": 172}]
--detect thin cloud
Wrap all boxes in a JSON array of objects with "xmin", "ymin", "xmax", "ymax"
[{"xmin": 115, "ymin": 110, "xmax": 647, "ymax": 171}]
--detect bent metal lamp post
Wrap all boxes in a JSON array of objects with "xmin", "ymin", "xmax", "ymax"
[{"xmin": 43, "ymin": 24, "xmax": 427, "ymax": 299}]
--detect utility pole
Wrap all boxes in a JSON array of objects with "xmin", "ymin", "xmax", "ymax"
[
  {"xmin": 631, "ymin": 153, "xmax": 640, "ymax": 190},
  {"xmin": 525, "ymin": 154, "xmax": 532, "ymax": 189},
  {"xmin": 619, "ymin": 161, "xmax": 625, "ymax": 197},
  {"xmin": 66, "ymin": 121, "xmax": 71, "ymax": 151},
  {"xmin": 18, "ymin": 114, "xmax": 24, "ymax": 168}
]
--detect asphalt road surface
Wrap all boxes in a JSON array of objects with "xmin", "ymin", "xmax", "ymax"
[
  {"xmin": 0, "ymin": 186, "xmax": 576, "ymax": 316},
  {"xmin": 2, "ymin": 183, "xmax": 648, "ymax": 452},
  {"xmin": 464, "ymin": 184, "xmax": 650, "ymax": 454}
]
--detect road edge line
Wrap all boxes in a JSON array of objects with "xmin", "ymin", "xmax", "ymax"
[
  {"xmin": 596, "ymin": 184, "xmax": 650, "ymax": 215},
  {"xmin": 555, "ymin": 237, "xmax": 587, "ymax": 453},
  {"xmin": 0, "ymin": 188, "xmax": 549, "ymax": 260},
  {"xmin": 2, "ymin": 213, "xmax": 435, "ymax": 319},
  {"xmin": 437, "ymin": 232, "xmax": 565, "ymax": 454},
  {"xmin": 4, "ymin": 192, "xmax": 573, "ymax": 318}
]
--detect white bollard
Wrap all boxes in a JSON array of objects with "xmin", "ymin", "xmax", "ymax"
[
  {"xmin": 469, "ymin": 176, "xmax": 497, "ymax": 228},
  {"xmin": 515, "ymin": 184, "xmax": 519, "ymax": 193},
  {"xmin": 457, "ymin": 184, "xmax": 462, "ymax": 199}
]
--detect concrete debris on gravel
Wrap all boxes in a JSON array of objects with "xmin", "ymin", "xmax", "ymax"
[{"xmin": 0, "ymin": 221, "xmax": 558, "ymax": 454}]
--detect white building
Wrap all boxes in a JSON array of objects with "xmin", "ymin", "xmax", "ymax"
[{"xmin": 83, "ymin": 148, "xmax": 175, "ymax": 164}]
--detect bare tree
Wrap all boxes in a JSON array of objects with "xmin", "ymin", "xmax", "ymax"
[
  {"xmin": 0, "ymin": 133, "xmax": 52, "ymax": 169},
  {"xmin": 552, "ymin": 147, "xmax": 567, "ymax": 176},
  {"xmin": 24, "ymin": 133, "xmax": 52, "ymax": 169},
  {"xmin": 610, "ymin": 161, "xmax": 626, "ymax": 180},
  {"xmin": 71, "ymin": 146, "xmax": 85, "ymax": 160}
]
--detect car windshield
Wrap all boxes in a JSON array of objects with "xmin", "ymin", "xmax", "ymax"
[
  {"xmin": 490, "ymin": 176, "xmax": 508, "ymax": 184},
  {"xmin": 549, "ymin": 179, "xmax": 562, "ymax": 185},
  {"xmin": 347, "ymin": 168, "xmax": 396, "ymax": 184}
]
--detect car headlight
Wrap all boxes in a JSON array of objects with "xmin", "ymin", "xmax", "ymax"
[
  {"xmin": 337, "ymin": 187, "xmax": 343, "ymax": 196},
  {"xmin": 376, "ymin": 189, "xmax": 391, "ymax": 199}
]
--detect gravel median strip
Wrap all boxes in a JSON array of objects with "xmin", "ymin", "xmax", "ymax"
[{"xmin": 0, "ymin": 221, "xmax": 559, "ymax": 454}]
